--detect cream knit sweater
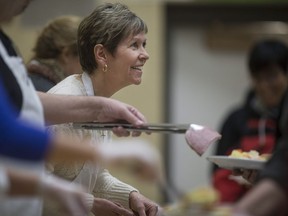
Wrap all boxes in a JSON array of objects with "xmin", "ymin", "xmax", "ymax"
[{"xmin": 43, "ymin": 74, "xmax": 137, "ymax": 216}]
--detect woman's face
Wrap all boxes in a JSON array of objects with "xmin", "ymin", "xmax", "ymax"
[
  {"xmin": 105, "ymin": 31, "xmax": 149, "ymax": 87},
  {"xmin": 252, "ymin": 65, "xmax": 288, "ymax": 108}
]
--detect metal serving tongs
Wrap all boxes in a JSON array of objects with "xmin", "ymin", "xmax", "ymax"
[
  {"xmin": 73, "ymin": 122, "xmax": 222, "ymax": 156},
  {"xmin": 73, "ymin": 122, "xmax": 190, "ymax": 134}
]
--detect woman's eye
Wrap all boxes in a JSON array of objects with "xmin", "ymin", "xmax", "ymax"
[
  {"xmin": 131, "ymin": 43, "xmax": 138, "ymax": 48},
  {"xmin": 130, "ymin": 41, "xmax": 146, "ymax": 49}
]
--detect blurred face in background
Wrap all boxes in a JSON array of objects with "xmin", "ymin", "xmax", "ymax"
[
  {"xmin": 59, "ymin": 47, "xmax": 82, "ymax": 76},
  {"xmin": 0, "ymin": 0, "xmax": 32, "ymax": 22},
  {"xmin": 251, "ymin": 65, "xmax": 288, "ymax": 108}
]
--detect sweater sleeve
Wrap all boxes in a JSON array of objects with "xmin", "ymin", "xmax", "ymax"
[
  {"xmin": 0, "ymin": 81, "xmax": 51, "ymax": 161},
  {"xmin": 92, "ymin": 168, "xmax": 138, "ymax": 209}
]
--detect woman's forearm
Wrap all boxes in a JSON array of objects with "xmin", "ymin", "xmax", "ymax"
[
  {"xmin": 38, "ymin": 92, "xmax": 102, "ymax": 125},
  {"xmin": 38, "ymin": 92, "xmax": 145, "ymax": 127}
]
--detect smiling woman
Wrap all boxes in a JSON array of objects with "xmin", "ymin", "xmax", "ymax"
[
  {"xmin": 77, "ymin": 2, "xmax": 149, "ymax": 96},
  {"xmin": 45, "ymin": 2, "xmax": 159, "ymax": 216}
]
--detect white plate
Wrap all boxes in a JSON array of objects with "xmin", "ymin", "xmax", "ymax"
[{"xmin": 207, "ymin": 155, "xmax": 266, "ymax": 170}]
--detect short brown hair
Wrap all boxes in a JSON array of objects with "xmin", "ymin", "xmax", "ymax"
[
  {"xmin": 78, "ymin": 3, "xmax": 148, "ymax": 73},
  {"xmin": 33, "ymin": 15, "xmax": 82, "ymax": 59}
]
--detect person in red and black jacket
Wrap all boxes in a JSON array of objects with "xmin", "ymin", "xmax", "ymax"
[
  {"xmin": 233, "ymin": 89, "xmax": 288, "ymax": 216},
  {"xmin": 211, "ymin": 39, "xmax": 288, "ymax": 203}
]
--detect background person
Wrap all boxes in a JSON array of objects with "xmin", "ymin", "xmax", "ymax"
[
  {"xmin": 212, "ymin": 39, "xmax": 288, "ymax": 202},
  {"xmin": 233, "ymin": 89, "xmax": 288, "ymax": 216},
  {"xmin": 27, "ymin": 15, "xmax": 82, "ymax": 92}
]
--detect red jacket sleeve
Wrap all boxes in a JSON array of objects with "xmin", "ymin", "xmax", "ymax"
[{"xmin": 213, "ymin": 168, "xmax": 249, "ymax": 202}]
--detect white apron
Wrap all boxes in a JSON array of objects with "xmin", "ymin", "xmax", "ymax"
[{"xmin": 0, "ymin": 40, "xmax": 45, "ymax": 216}]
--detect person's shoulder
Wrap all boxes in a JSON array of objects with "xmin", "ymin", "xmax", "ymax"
[
  {"xmin": 48, "ymin": 74, "xmax": 84, "ymax": 95},
  {"xmin": 29, "ymin": 73, "xmax": 55, "ymax": 92},
  {"xmin": 220, "ymin": 105, "xmax": 248, "ymax": 130},
  {"xmin": 225, "ymin": 105, "xmax": 247, "ymax": 120}
]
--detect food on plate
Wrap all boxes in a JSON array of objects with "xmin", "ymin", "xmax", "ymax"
[
  {"xmin": 163, "ymin": 186, "xmax": 220, "ymax": 216},
  {"xmin": 163, "ymin": 186, "xmax": 249, "ymax": 216},
  {"xmin": 182, "ymin": 186, "xmax": 220, "ymax": 210},
  {"xmin": 185, "ymin": 124, "xmax": 222, "ymax": 156},
  {"xmin": 229, "ymin": 149, "xmax": 270, "ymax": 161}
]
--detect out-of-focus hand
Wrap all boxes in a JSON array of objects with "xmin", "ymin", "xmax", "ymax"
[
  {"xmin": 129, "ymin": 158, "xmax": 160, "ymax": 181},
  {"xmin": 97, "ymin": 98, "xmax": 150, "ymax": 137},
  {"xmin": 38, "ymin": 175, "xmax": 88, "ymax": 216},
  {"xmin": 98, "ymin": 140, "xmax": 161, "ymax": 182},
  {"xmin": 234, "ymin": 180, "xmax": 287, "ymax": 216},
  {"xmin": 129, "ymin": 191, "xmax": 159, "ymax": 216},
  {"xmin": 91, "ymin": 198, "xmax": 133, "ymax": 216},
  {"xmin": 48, "ymin": 132, "xmax": 101, "ymax": 163},
  {"xmin": 232, "ymin": 169, "xmax": 259, "ymax": 184}
]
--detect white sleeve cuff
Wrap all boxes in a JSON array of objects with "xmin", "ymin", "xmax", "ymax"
[{"xmin": 83, "ymin": 193, "xmax": 94, "ymax": 211}]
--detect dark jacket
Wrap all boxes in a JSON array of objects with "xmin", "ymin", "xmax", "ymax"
[{"xmin": 212, "ymin": 90, "xmax": 279, "ymax": 202}]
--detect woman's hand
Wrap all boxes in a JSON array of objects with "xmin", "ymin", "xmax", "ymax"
[
  {"xmin": 91, "ymin": 198, "xmax": 133, "ymax": 216},
  {"xmin": 97, "ymin": 98, "xmax": 145, "ymax": 125},
  {"xmin": 129, "ymin": 191, "xmax": 159, "ymax": 216},
  {"xmin": 98, "ymin": 98, "xmax": 151, "ymax": 137}
]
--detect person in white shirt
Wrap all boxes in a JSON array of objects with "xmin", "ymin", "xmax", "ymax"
[{"xmin": 46, "ymin": 2, "xmax": 159, "ymax": 216}]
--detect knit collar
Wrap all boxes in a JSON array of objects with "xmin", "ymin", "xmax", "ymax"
[{"xmin": 81, "ymin": 72, "xmax": 94, "ymax": 96}]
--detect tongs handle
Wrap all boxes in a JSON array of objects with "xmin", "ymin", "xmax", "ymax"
[{"xmin": 72, "ymin": 122, "xmax": 189, "ymax": 134}]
